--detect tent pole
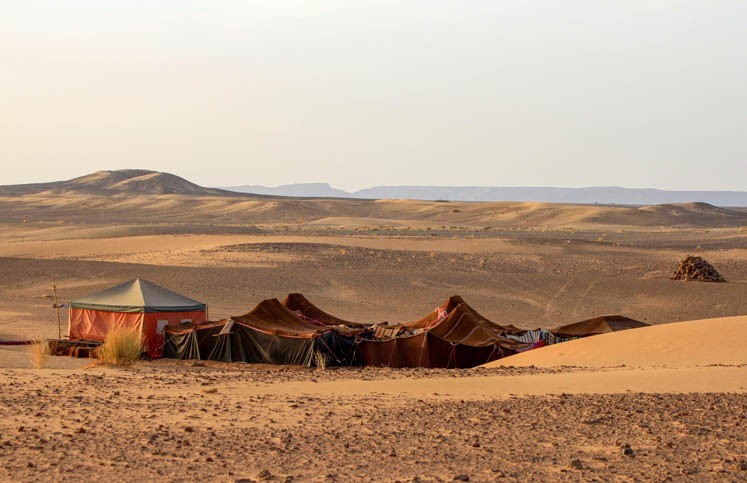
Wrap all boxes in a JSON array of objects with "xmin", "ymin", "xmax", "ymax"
[{"xmin": 53, "ymin": 280, "xmax": 61, "ymax": 339}]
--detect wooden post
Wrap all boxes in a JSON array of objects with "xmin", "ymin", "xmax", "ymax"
[{"xmin": 53, "ymin": 280, "xmax": 61, "ymax": 339}]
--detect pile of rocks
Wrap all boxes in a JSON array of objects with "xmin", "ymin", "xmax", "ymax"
[{"xmin": 670, "ymin": 255, "xmax": 726, "ymax": 282}]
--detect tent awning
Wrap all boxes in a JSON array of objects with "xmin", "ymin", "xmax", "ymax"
[{"xmin": 70, "ymin": 278, "xmax": 206, "ymax": 313}]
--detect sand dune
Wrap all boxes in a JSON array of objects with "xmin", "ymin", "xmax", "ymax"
[
  {"xmin": 488, "ymin": 315, "xmax": 747, "ymax": 368},
  {"xmin": 3, "ymin": 192, "xmax": 747, "ymax": 228},
  {"xmin": 2, "ymin": 170, "xmax": 747, "ymax": 228}
]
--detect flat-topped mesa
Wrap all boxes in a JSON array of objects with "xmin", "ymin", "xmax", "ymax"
[{"xmin": 670, "ymin": 255, "xmax": 727, "ymax": 282}]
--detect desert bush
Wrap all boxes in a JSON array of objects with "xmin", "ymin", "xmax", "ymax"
[
  {"xmin": 97, "ymin": 328, "xmax": 143, "ymax": 366},
  {"xmin": 29, "ymin": 340, "xmax": 49, "ymax": 369}
]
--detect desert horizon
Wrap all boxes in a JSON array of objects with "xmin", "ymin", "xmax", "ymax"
[
  {"xmin": 1, "ymin": 168, "xmax": 746, "ymax": 481},
  {"xmin": 3, "ymin": 1, "xmax": 746, "ymax": 479}
]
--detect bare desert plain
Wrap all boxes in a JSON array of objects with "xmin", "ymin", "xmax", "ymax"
[{"xmin": 1, "ymin": 172, "xmax": 747, "ymax": 481}]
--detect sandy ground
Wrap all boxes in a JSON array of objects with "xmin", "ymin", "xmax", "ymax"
[
  {"xmin": 1, "ymin": 194, "xmax": 747, "ymax": 481},
  {"xmin": 1, "ymin": 222, "xmax": 746, "ymax": 341},
  {"xmin": 488, "ymin": 315, "xmax": 747, "ymax": 368},
  {"xmin": 0, "ymin": 350, "xmax": 745, "ymax": 482}
]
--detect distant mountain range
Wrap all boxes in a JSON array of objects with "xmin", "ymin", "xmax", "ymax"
[
  {"xmin": 2, "ymin": 170, "xmax": 745, "ymax": 208},
  {"xmin": 230, "ymin": 183, "xmax": 352, "ymax": 199},
  {"xmin": 225, "ymin": 183, "xmax": 747, "ymax": 207}
]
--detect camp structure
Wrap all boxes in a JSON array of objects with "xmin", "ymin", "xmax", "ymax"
[
  {"xmin": 357, "ymin": 296, "xmax": 524, "ymax": 368},
  {"xmin": 164, "ymin": 298, "xmax": 361, "ymax": 366},
  {"xmin": 282, "ymin": 293, "xmax": 369, "ymax": 329},
  {"xmin": 162, "ymin": 321, "xmax": 225, "ymax": 361},
  {"xmin": 405, "ymin": 295, "xmax": 524, "ymax": 334},
  {"xmin": 68, "ymin": 278, "xmax": 207, "ymax": 358},
  {"xmin": 551, "ymin": 315, "xmax": 649, "ymax": 339}
]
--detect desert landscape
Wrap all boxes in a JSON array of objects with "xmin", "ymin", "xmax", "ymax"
[{"xmin": 0, "ymin": 170, "xmax": 746, "ymax": 481}]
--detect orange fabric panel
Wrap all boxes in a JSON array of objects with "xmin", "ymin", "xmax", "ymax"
[
  {"xmin": 69, "ymin": 309, "xmax": 144, "ymax": 343},
  {"xmin": 69, "ymin": 309, "xmax": 206, "ymax": 359}
]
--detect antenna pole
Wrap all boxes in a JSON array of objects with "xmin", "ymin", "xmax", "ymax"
[{"xmin": 53, "ymin": 280, "xmax": 61, "ymax": 339}]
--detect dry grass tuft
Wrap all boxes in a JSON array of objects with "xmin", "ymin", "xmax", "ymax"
[
  {"xmin": 29, "ymin": 340, "xmax": 49, "ymax": 369},
  {"xmin": 96, "ymin": 328, "xmax": 143, "ymax": 366},
  {"xmin": 313, "ymin": 351, "xmax": 329, "ymax": 371}
]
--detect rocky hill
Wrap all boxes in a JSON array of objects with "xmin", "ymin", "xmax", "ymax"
[{"xmin": 0, "ymin": 170, "xmax": 235, "ymax": 196}]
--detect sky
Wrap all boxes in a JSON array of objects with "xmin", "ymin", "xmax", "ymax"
[{"xmin": 1, "ymin": 1, "xmax": 745, "ymax": 191}]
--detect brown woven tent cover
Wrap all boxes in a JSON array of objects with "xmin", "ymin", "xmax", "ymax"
[
  {"xmin": 552, "ymin": 315, "xmax": 649, "ymax": 338},
  {"xmin": 282, "ymin": 293, "xmax": 367, "ymax": 328},
  {"xmin": 233, "ymin": 298, "xmax": 324, "ymax": 338},
  {"xmin": 164, "ymin": 299, "xmax": 360, "ymax": 366},
  {"xmin": 405, "ymin": 295, "xmax": 524, "ymax": 334},
  {"xmin": 358, "ymin": 298, "xmax": 525, "ymax": 368},
  {"xmin": 407, "ymin": 295, "xmax": 469, "ymax": 329}
]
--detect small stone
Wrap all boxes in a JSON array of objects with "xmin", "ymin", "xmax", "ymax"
[
  {"xmin": 258, "ymin": 469, "xmax": 273, "ymax": 480},
  {"xmin": 184, "ymin": 426, "xmax": 194, "ymax": 433},
  {"xmin": 620, "ymin": 443, "xmax": 635, "ymax": 457},
  {"xmin": 569, "ymin": 459, "xmax": 583, "ymax": 470},
  {"xmin": 453, "ymin": 475, "xmax": 470, "ymax": 481}
]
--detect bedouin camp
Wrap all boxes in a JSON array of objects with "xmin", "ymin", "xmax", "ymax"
[
  {"xmin": 67, "ymin": 280, "xmax": 649, "ymax": 367},
  {"xmin": 68, "ymin": 278, "xmax": 207, "ymax": 358}
]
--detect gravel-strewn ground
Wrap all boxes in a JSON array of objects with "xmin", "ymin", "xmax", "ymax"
[{"xmin": 1, "ymin": 366, "xmax": 745, "ymax": 482}]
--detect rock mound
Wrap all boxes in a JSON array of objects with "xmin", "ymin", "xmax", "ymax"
[{"xmin": 670, "ymin": 255, "xmax": 726, "ymax": 282}]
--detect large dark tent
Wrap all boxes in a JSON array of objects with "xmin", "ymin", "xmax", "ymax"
[
  {"xmin": 551, "ymin": 315, "xmax": 649, "ymax": 339},
  {"xmin": 69, "ymin": 278, "xmax": 207, "ymax": 358},
  {"xmin": 358, "ymin": 297, "xmax": 523, "ymax": 368},
  {"xmin": 164, "ymin": 299, "xmax": 360, "ymax": 366}
]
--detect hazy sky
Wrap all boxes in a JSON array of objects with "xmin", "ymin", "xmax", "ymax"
[{"xmin": 2, "ymin": 1, "xmax": 745, "ymax": 190}]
